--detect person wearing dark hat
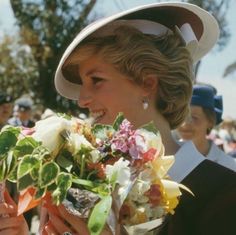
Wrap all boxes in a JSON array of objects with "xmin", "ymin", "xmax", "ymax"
[
  {"xmin": 0, "ymin": 91, "xmax": 13, "ymax": 130},
  {"xmin": 1, "ymin": 2, "xmax": 236, "ymax": 235},
  {"xmin": 8, "ymin": 97, "xmax": 35, "ymax": 128},
  {"xmin": 177, "ymin": 84, "xmax": 236, "ymax": 171}
]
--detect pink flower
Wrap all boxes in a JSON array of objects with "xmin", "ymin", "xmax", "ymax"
[
  {"xmin": 111, "ymin": 119, "xmax": 134, "ymax": 153},
  {"xmin": 21, "ymin": 127, "xmax": 35, "ymax": 136}
]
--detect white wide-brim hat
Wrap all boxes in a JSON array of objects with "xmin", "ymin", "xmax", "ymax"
[{"xmin": 55, "ymin": 2, "xmax": 219, "ymax": 100}]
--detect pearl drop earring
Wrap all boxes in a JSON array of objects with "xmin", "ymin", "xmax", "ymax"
[{"xmin": 142, "ymin": 99, "xmax": 149, "ymax": 110}]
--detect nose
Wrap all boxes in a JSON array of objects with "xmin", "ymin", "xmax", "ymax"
[
  {"xmin": 77, "ymin": 86, "xmax": 93, "ymax": 108},
  {"xmin": 184, "ymin": 115, "xmax": 193, "ymax": 124}
]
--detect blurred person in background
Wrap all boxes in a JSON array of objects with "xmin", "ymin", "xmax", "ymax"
[
  {"xmin": 177, "ymin": 84, "xmax": 236, "ymax": 171},
  {"xmin": 218, "ymin": 117, "xmax": 236, "ymax": 153},
  {"xmin": 8, "ymin": 97, "xmax": 35, "ymax": 128},
  {"xmin": 0, "ymin": 91, "xmax": 13, "ymax": 130}
]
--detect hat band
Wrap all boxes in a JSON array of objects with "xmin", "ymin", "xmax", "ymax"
[
  {"xmin": 90, "ymin": 19, "xmax": 198, "ymax": 58},
  {"xmin": 91, "ymin": 19, "xmax": 172, "ymax": 37}
]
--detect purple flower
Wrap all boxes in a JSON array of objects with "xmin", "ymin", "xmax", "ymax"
[
  {"xmin": 111, "ymin": 119, "xmax": 134, "ymax": 153},
  {"xmin": 111, "ymin": 119, "xmax": 147, "ymax": 161}
]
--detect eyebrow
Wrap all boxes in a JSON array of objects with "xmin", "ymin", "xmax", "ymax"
[{"xmin": 85, "ymin": 68, "xmax": 103, "ymax": 77}]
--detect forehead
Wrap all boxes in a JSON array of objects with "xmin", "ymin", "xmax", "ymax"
[{"xmin": 190, "ymin": 105, "xmax": 205, "ymax": 115}]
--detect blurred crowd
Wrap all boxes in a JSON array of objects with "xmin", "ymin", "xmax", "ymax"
[{"xmin": 210, "ymin": 117, "xmax": 236, "ymax": 158}]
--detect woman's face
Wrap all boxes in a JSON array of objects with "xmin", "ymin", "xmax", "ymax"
[
  {"xmin": 77, "ymin": 55, "xmax": 147, "ymax": 126},
  {"xmin": 177, "ymin": 106, "xmax": 212, "ymax": 142}
]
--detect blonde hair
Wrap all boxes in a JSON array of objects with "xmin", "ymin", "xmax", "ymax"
[{"xmin": 62, "ymin": 25, "xmax": 194, "ymax": 129}]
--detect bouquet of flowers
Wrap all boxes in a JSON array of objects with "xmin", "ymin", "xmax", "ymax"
[{"xmin": 0, "ymin": 113, "xmax": 189, "ymax": 234}]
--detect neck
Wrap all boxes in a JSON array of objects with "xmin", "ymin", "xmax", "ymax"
[
  {"xmin": 193, "ymin": 138, "xmax": 210, "ymax": 156},
  {"xmin": 139, "ymin": 109, "xmax": 180, "ymax": 156}
]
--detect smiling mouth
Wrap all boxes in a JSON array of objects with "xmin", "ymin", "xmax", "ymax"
[{"xmin": 91, "ymin": 110, "xmax": 106, "ymax": 123}]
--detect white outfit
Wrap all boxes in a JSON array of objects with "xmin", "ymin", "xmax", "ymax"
[
  {"xmin": 168, "ymin": 141, "xmax": 205, "ymax": 182},
  {"xmin": 207, "ymin": 141, "xmax": 236, "ymax": 171}
]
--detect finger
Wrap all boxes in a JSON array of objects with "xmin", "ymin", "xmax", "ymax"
[
  {"xmin": 4, "ymin": 190, "xmax": 17, "ymax": 208},
  {"xmin": 44, "ymin": 220, "xmax": 58, "ymax": 235},
  {"xmin": 58, "ymin": 205, "xmax": 89, "ymax": 235},
  {"xmin": 0, "ymin": 202, "xmax": 16, "ymax": 215},
  {"xmin": 0, "ymin": 216, "xmax": 23, "ymax": 230},
  {"xmin": 0, "ymin": 228, "xmax": 19, "ymax": 235},
  {"xmin": 48, "ymin": 213, "xmax": 75, "ymax": 235}
]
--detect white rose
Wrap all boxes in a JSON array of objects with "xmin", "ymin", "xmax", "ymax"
[
  {"xmin": 135, "ymin": 129, "xmax": 164, "ymax": 153},
  {"xmin": 67, "ymin": 132, "xmax": 94, "ymax": 154},
  {"xmin": 32, "ymin": 116, "xmax": 74, "ymax": 153},
  {"xmin": 105, "ymin": 158, "xmax": 130, "ymax": 186}
]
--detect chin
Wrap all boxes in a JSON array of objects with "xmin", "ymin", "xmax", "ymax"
[{"xmin": 180, "ymin": 133, "xmax": 194, "ymax": 140}]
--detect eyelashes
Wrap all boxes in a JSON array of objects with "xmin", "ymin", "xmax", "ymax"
[{"xmin": 91, "ymin": 76, "xmax": 104, "ymax": 85}]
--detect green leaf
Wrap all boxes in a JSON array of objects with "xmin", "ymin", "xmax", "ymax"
[
  {"xmin": 7, "ymin": 166, "xmax": 18, "ymax": 183},
  {"xmin": 14, "ymin": 137, "xmax": 40, "ymax": 158},
  {"xmin": 88, "ymin": 195, "xmax": 112, "ymax": 235},
  {"xmin": 91, "ymin": 183, "xmax": 111, "ymax": 196},
  {"xmin": 30, "ymin": 166, "xmax": 40, "ymax": 180},
  {"xmin": 52, "ymin": 173, "xmax": 72, "ymax": 204},
  {"xmin": 56, "ymin": 154, "xmax": 73, "ymax": 172},
  {"xmin": 1, "ymin": 125, "xmax": 21, "ymax": 136},
  {"xmin": 0, "ymin": 131, "xmax": 18, "ymax": 155},
  {"xmin": 35, "ymin": 187, "xmax": 46, "ymax": 199},
  {"xmin": 5, "ymin": 150, "xmax": 17, "ymax": 178},
  {"xmin": 39, "ymin": 162, "xmax": 59, "ymax": 187},
  {"xmin": 0, "ymin": 160, "xmax": 6, "ymax": 181},
  {"xmin": 113, "ymin": 113, "xmax": 125, "ymax": 130},
  {"xmin": 18, "ymin": 174, "xmax": 35, "ymax": 191},
  {"xmin": 51, "ymin": 188, "xmax": 62, "ymax": 205},
  {"xmin": 47, "ymin": 183, "xmax": 57, "ymax": 191},
  {"xmin": 140, "ymin": 121, "xmax": 159, "ymax": 134},
  {"xmin": 92, "ymin": 124, "xmax": 114, "ymax": 140},
  {"xmin": 72, "ymin": 178, "xmax": 95, "ymax": 188},
  {"xmin": 57, "ymin": 172, "xmax": 72, "ymax": 190},
  {"xmin": 17, "ymin": 155, "xmax": 40, "ymax": 179},
  {"xmin": 31, "ymin": 146, "xmax": 51, "ymax": 161}
]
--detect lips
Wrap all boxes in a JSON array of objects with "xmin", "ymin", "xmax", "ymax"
[{"xmin": 90, "ymin": 109, "xmax": 106, "ymax": 123}]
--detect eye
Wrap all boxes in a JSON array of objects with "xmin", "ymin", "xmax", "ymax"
[
  {"xmin": 91, "ymin": 76, "xmax": 104, "ymax": 85},
  {"xmin": 191, "ymin": 115, "xmax": 199, "ymax": 122}
]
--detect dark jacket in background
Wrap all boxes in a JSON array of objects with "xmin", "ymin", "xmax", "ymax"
[{"xmin": 159, "ymin": 160, "xmax": 236, "ymax": 235}]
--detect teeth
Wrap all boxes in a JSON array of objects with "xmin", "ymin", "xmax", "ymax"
[{"xmin": 91, "ymin": 110, "xmax": 105, "ymax": 120}]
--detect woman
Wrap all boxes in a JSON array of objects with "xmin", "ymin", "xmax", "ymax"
[
  {"xmin": 1, "ymin": 2, "xmax": 236, "ymax": 235},
  {"xmin": 177, "ymin": 84, "xmax": 236, "ymax": 171}
]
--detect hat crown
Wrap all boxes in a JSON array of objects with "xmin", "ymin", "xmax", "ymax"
[
  {"xmin": 192, "ymin": 85, "xmax": 215, "ymax": 109},
  {"xmin": 191, "ymin": 85, "xmax": 223, "ymax": 124}
]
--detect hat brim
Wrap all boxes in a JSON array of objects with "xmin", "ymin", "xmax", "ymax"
[{"xmin": 55, "ymin": 2, "xmax": 219, "ymax": 100}]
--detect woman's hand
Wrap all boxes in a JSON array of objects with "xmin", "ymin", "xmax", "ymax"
[
  {"xmin": 43, "ymin": 204, "xmax": 113, "ymax": 235},
  {"xmin": 0, "ymin": 190, "xmax": 29, "ymax": 235}
]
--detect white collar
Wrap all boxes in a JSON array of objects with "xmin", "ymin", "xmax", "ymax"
[{"xmin": 168, "ymin": 141, "xmax": 205, "ymax": 182}]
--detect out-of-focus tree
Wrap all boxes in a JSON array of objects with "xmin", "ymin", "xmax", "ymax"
[
  {"xmin": 0, "ymin": 34, "xmax": 38, "ymax": 99},
  {"xmin": 9, "ymin": 0, "xmax": 97, "ymax": 113},
  {"xmin": 184, "ymin": 0, "xmax": 231, "ymax": 80}
]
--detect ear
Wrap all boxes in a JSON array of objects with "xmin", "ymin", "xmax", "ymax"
[{"xmin": 141, "ymin": 75, "xmax": 158, "ymax": 96}]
